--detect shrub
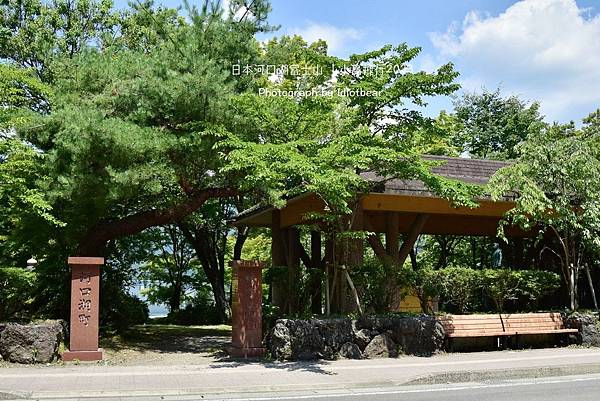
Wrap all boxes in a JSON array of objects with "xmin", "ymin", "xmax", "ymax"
[
  {"xmin": 350, "ymin": 257, "xmax": 390, "ymax": 314},
  {"xmin": 435, "ymin": 267, "xmax": 481, "ymax": 313},
  {"xmin": 436, "ymin": 267, "xmax": 561, "ymax": 313},
  {"xmin": 0, "ymin": 267, "xmax": 36, "ymax": 321},
  {"xmin": 481, "ymin": 269, "xmax": 560, "ymax": 311},
  {"xmin": 101, "ymin": 292, "xmax": 149, "ymax": 331},
  {"xmin": 158, "ymin": 297, "xmax": 221, "ymax": 326}
]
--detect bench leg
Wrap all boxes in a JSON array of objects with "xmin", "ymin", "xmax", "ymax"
[{"xmin": 448, "ymin": 338, "xmax": 454, "ymax": 353}]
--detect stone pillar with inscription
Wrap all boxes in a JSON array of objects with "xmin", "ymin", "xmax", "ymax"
[
  {"xmin": 62, "ymin": 257, "xmax": 104, "ymax": 362},
  {"xmin": 229, "ymin": 260, "xmax": 265, "ymax": 358}
]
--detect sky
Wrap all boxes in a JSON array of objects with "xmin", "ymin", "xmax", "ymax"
[{"xmin": 117, "ymin": 0, "xmax": 600, "ymax": 124}]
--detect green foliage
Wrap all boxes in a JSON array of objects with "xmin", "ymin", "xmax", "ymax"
[
  {"xmin": 490, "ymin": 110, "xmax": 600, "ymax": 309},
  {"xmin": 0, "ymin": 136, "xmax": 63, "ymax": 266},
  {"xmin": 350, "ymin": 257, "xmax": 390, "ymax": 313},
  {"xmin": 101, "ymin": 292, "xmax": 149, "ymax": 331},
  {"xmin": 0, "ymin": 266, "xmax": 36, "ymax": 321},
  {"xmin": 480, "ymin": 269, "xmax": 560, "ymax": 311},
  {"xmin": 435, "ymin": 267, "xmax": 481, "ymax": 313},
  {"xmin": 240, "ymin": 233, "xmax": 271, "ymax": 263},
  {"xmin": 453, "ymin": 88, "xmax": 545, "ymax": 160},
  {"xmin": 0, "ymin": 64, "xmax": 50, "ymax": 128},
  {"xmin": 434, "ymin": 267, "xmax": 560, "ymax": 313},
  {"xmin": 157, "ymin": 301, "xmax": 220, "ymax": 326},
  {"xmin": 138, "ymin": 225, "xmax": 203, "ymax": 312}
]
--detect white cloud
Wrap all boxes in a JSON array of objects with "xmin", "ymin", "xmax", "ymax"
[
  {"xmin": 287, "ymin": 22, "xmax": 364, "ymax": 56},
  {"xmin": 430, "ymin": 0, "xmax": 600, "ymax": 122}
]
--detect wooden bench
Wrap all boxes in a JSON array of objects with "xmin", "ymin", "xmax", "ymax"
[{"xmin": 437, "ymin": 313, "xmax": 578, "ymax": 349}]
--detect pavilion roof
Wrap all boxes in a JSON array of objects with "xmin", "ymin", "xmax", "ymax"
[
  {"xmin": 361, "ymin": 155, "xmax": 511, "ymax": 197},
  {"xmin": 233, "ymin": 155, "xmax": 520, "ymax": 235}
]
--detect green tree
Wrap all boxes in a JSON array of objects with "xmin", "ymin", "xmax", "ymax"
[
  {"xmin": 453, "ymin": 88, "xmax": 545, "ymax": 160},
  {"xmin": 490, "ymin": 110, "xmax": 600, "ymax": 310},
  {"xmin": 140, "ymin": 225, "xmax": 199, "ymax": 312}
]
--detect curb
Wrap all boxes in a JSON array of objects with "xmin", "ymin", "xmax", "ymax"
[{"xmin": 405, "ymin": 362, "xmax": 600, "ymax": 385}]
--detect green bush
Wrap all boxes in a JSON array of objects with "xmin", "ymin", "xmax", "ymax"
[
  {"xmin": 350, "ymin": 257, "xmax": 390, "ymax": 314},
  {"xmin": 480, "ymin": 269, "xmax": 560, "ymax": 311},
  {"xmin": 158, "ymin": 299, "xmax": 221, "ymax": 326},
  {"xmin": 0, "ymin": 267, "xmax": 36, "ymax": 321},
  {"xmin": 435, "ymin": 267, "xmax": 561, "ymax": 313},
  {"xmin": 435, "ymin": 267, "xmax": 481, "ymax": 313},
  {"xmin": 101, "ymin": 292, "xmax": 149, "ymax": 331}
]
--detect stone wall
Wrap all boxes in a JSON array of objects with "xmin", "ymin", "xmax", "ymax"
[
  {"xmin": 564, "ymin": 312, "xmax": 600, "ymax": 346},
  {"xmin": 0, "ymin": 320, "xmax": 66, "ymax": 364},
  {"xmin": 267, "ymin": 315, "xmax": 444, "ymax": 360}
]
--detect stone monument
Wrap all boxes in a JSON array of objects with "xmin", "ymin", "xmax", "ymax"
[
  {"xmin": 62, "ymin": 257, "xmax": 103, "ymax": 361},
  {"xmin": 229, "ymin": 260, "xmax": 265, "ymax": 358}
]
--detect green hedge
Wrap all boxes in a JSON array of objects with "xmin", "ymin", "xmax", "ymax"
[{"xmin": 430, "ymin": 267, "xmax": 561, "ymax": 313}]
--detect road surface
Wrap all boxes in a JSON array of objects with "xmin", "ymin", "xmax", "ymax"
[{"xmin": 3, "ymin": 348, "xmax": 600, "ymax": 400}]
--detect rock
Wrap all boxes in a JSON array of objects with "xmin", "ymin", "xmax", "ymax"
[
  {"xmin": 269, "ymin": 320, "xmax": 293, "ymax": 360},
  {"xmin": 353, "ymin": 328, "xmax": 373, "ymax": 350},
  {"xmin": 339, "ymin": 342, "xmax": 362, "ymax": 359},
  {"xmin": 317, "ymin": 319, "xmax": 353, "ymax": 358},
  {"xmin": 0, "ymin": 320, "xmax": 65, "ymax": 364},
  {"xmin": 363, "ymin": 333, "xmax": 397, "ymax": 359},
  {"xmin": 393, "ymin": 316, "xmax": 445, "ymax": 356},
  {"xmin": 266, "ymin": 316, "xmax": 445, "ymax": 361},
  {"xmin": 565, "ymin": 312, "xmax": 600, "ymax": 346}
]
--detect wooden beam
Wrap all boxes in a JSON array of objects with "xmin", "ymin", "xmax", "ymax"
[
  {"xmin": 362, "ymin": 194, "xmax": 514, "ymax": 217},
  {"xmin": 398, "ymin": 214, "xmax": 429, "ymax": 266},
  {"xmin": 311, "ymin": 231, "xmax": 322, "ymax": 269},
  {"xmin": 287, "ymin": 227, "xmax": 301, "ymax": 314},
  {"xmin": 362, "ymin": 211, "xmax": 531, "ymax": 237},
  {"xmin": 280, "ymin": 193, "xmax": 327, "ymax": 227},
  {"xmin": 364, "ymin": 217, "xmax": 393, "ymax": 266},
  {"xmin": 271, "ymin": 210, "xmax": 286, "ymax": 267},
  {"xmin": 386, "ymin": 212, "xmax": 400, "ymax": 264}
]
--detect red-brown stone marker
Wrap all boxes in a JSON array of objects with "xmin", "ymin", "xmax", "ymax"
[
  {"xmin": 229, "ymin": 260, "xmax": 265, "ymax": 358},
  {"xmin": 62, "ymin": 257, "xmax": 104, "ymax": 361}
]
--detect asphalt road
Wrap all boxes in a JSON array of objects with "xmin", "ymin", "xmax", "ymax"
[
  {"xmin": 4, "ymin": 349, "xmax": 600, "ymax": 400},
  {"xmin": 208, "ymin": 374, "xmax": 600, "ymax": 401}
]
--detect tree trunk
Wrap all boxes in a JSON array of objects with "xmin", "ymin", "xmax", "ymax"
[
  {"xmin": 76, "ymin": 187, "xmax": 237, "ymax": 256},
  {"xmin": 170, "ymin": 282, "xmax": 182, "ymax": 312},
  {"xmin": 180, "ymin": 222, "xmax": 231, "ymax": 323},
  {"xmin": 233, "ymin": 226, "xmax": 249, "ymax": 260}
]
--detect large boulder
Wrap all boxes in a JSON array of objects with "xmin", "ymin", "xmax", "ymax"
[
  {"xmin": 339, "ymin": 342, "xmax": 362, "ymax": 359},
  {"xmin": 352, "ymin": 328, "xmax": 374, "ymax": 350},
  {"xmin": 393, "ymin": 316, "xmax": 445, "ymax": 356},
  {"xmin": 363, "ymin": 332, "xmax": 397, "ymax": 358},
  {"xmin": 269, "ymin": 319, "xmax": 327, "ymax": 360},
  {"xmin": 565, "ymin": 312, "xmax": 600, "ymax": 346},
  {"xmin": 0, "ymin": 320, "xmax": 65, "ymax": 364},
  {"xmin": 269, "ymin": 320, "xmax": 293, "ymax": 360}
]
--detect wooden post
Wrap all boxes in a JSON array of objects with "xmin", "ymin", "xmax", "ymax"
[
  {"xmin": 287, "ymin": 227, "xmax": 301, "ymax": 314},
  {"xmin": 398, "ymin": 214, "xmax": 429, "ymax": 266},
  {"xmin": 63, "ymin": 257, "xmax": 104, "ymax": 362},
  {"xmin": 310, "ymin": 230, "xmax": 322, "ymax": 314},
  {"xmin": 325, "ymin": 237, "xmax": 334, "ymax": 315},
  {"xmin": 341, "ymin": 203, "xmax": 364, "ymax": 313},
  {"xmin": 229, "ymin": 260, "xmax": 265, "ymax": 358},
  {"xmin": 386, "ymin": 212, "xmax": 400, "ymax": 265},
  {"xmin": 271, "ymin": 210, "xmax": 286, "ymax": 310}
]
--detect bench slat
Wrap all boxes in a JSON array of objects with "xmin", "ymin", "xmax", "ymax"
[{"xmin": 437, "ymin": 313, "xmax": 576, "ymax": 339}]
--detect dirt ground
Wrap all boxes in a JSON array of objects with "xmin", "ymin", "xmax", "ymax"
[
  {"xmin": 0, "ymin": 324, "xmax": 233, "ymax": 368},
  {"xmin": 100, "ymin": 324, "xmax": 232, "ymax": 365}
]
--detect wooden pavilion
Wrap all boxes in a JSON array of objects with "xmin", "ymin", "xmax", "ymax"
[{"xmin": 233, "ymin": 155, "xmax": 528, "ymax": 314}]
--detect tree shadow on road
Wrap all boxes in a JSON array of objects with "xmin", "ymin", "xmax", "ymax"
[{"xmin": 100, "ymin": 324, "xmax": 231, "ymax": 357}]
